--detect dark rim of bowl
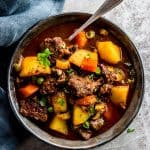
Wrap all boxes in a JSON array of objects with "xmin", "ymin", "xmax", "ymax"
[{"xmin": 7, "ymin": 12, "xmax": 145, "ymax": 149}]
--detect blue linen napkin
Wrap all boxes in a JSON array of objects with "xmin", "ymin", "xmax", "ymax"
[
  {"xmin": 0, "ymin": 0, "xmax": 64, "ymax": 149},
  {"xmin": 0, "ymin": 0, "xmax": 64, "ymax": 47}
]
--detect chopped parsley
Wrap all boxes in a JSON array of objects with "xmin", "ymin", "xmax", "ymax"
[
  {"xmin": 95, "ymin": 67, "xmax": 101, "ymax": 75},
  {"xmin": 83, "ymin": 121, "xmax": 90, "ymax": 129},
  {"xmin": 37, "ymin": 48, "xmax": 53, "ymax": 67},
  {"xmin": 63, "ymin": 87, "xmax": 69, "ymax": 93},
  {"xmin": 39, "ymin": 97, "xmax": 47, "ymax": 107},
  {"xmin": 85, "ymin": 53, "xmax": 91, "ymax": 59},
  {"xmin": 89, "ymin": 106, "xmax": 95, "ymax": 116},
  {"xmin": 57, "ymin": 98, "xmax": 65, "ymax": 106},
  {"xmin": 66, "ymin": 68, "xmax": 74, "ymax": 75},
  {"xmin": 127, "ymin": 128, "xmax": 135, "ymax": 133},
  {"xmin": 88, "ymin": 74, "xmax": 94, "ymax": 80}
]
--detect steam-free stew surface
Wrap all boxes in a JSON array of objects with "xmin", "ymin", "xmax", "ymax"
[{"xmin": 13, "ymin": 22, "xmax": 135, "ymax": 140}]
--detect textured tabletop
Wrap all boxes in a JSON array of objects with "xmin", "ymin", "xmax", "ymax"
[{"xmin": 17, "ymin": 0, "xmax": 150, "ymax": 150}]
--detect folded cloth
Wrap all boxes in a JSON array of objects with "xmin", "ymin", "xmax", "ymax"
[
  {"xmin": 0, "ymin": 88, "xmax": 17, "ymax": 150},
  {"xmin": 0, "ymin": 0, "xmax": 64, "ymax": 149},
  {"xmin": 0, "ymin": 0, "xmax": 65, "ymax": 47}
]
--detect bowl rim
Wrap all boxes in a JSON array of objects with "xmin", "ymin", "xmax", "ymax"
[{"xmin": 7, "ymin": 12, "xmax": 145, "ymax": 149}]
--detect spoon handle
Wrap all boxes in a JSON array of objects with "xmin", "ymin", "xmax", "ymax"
[{"xmin": 68, "ymin": 0, "xmax": 123, "ymax": 41}]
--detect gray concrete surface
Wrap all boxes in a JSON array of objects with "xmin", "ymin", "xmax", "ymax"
[{"xmin": 17, "ymin": 0, "xmax": 150, "ymax": 149}]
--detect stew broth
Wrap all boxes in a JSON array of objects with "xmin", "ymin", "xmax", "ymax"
[{"xmin": 13, "ymin": 22, "xmax": 135, "ymax": 140}]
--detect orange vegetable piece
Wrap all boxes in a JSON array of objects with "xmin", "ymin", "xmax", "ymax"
[
  {"xmin": 103, "ymin": 103, "xmax": 120, "ymax": 123},
  {"xmin": 75, "ymin": 95, "xmax": 97, "ymax": 106},
  {"xmin": 19, "ymin": 84, "xmax": 39, "ymax": 98},
  {"xmin": 81, "ymin": 58, "xmax": 97, "ymax": 72},
  {"xmin": 96, "ymin": 41, "xmax": 122, "ymax": 64},
  {"xmin": 75, "ymin": 31, "xmax": 87, "ymax": 48}
]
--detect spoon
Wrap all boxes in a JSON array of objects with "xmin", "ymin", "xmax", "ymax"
[{"xmin": 68, "ymin": 0, "xmax": 123, "ymax": 41}]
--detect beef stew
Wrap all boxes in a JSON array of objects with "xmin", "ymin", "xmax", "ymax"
[{"xmin": 13, "ymin": 22, "xmax": 135, "ymax": 140}]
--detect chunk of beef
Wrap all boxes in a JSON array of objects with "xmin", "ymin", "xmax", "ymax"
[
  {"xmin": 20, "ymin": 98, "xmax": 48, "ymax": 122},
  {"xmin": 40, "ymin": 37, "xmax": 54, "ymax": 50},
  {"xmin": 78, "ymin": 129, "xmax": 92, "ymax": 140},
  {"xmin": 40, "ymin": 37, "xmax": 73, "ymax": 65},
  {"xmin": 101, "ymin": 64, "xmax": 117, "ymax": 83},
  {"xmin": 51, "ymin": 68, "xmax": 67, "ymax": 84},
  {"xmin": 90, "ymin": 118, "xmax": 104, "ymax": 131},
  {"xmin": 100, "ymin": 84, "xmax": 113, "ymax": 95},
  {"xmin": 40, "ymin": 76, "xmax": 57, "ymax": 95},
  {"xmin": 68, "ymin": 75, "xmax": 101, "ymax": 97}
]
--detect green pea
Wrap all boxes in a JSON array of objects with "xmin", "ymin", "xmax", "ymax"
[
  {"xmin": 86, "ymin": 30, "xmax": 95, "ymax": 39},
  {"xmin": 48, "ymin": 106, "xmax": 53, "ymax": 113},
  {"xmin": 37, "ymin": 77, "xmax": 44, "ymax": 85}
]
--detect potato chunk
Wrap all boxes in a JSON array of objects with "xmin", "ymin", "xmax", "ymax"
[
  {"xmin": 49, "ymin": 116, "xmax": 68, "ymax": 135},
  {"xmin": 96, "ymin": 41, "xmax": 122, "ymax": 64},
  {"xmin": 52, "ymin": 92, "xmax": 67, "ymax": 113},
  {"xmin": 20, "ymin": 56, "xmax": 51, "ymax": 77},
  {"xmin": 73, "ymin": 105, "xmax": 89, "ymax": 125},
  {"xmin": 69, "ymin": 49, "xmax": 98, "ymax": 70},
  {"xmin": 56, "ymin": 59, "xmax": 70, "ymax": 70},
  {"xmin": 111, "ymin": 85, "xmax": 129, "ymax": 109}
]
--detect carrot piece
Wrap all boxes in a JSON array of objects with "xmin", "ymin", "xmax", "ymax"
[
  {"xmin": 81, "ymin": 58, "xmax": 97, "ymax": 72},
  {"xmin": 103, "ymin": 103, "xmax": 120, "ymax": 123},
  {"xmin": 19, "ymin": 84, "xmax": 39, "ymax": 98},
  {"xmin": 75, "ymin": 95, "xmax": 97, "ymax": 106},
  {"xmin": 75, "ymin": 31, "xmax": 87, "ymax": 48}
]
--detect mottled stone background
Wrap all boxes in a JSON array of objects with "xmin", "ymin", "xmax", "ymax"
[{"xmin": 17, "ymin": 0, "xmax": 150, "ymax": 149}]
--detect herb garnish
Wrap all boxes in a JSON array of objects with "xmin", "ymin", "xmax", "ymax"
[
  {"xmin": 127, "ymin": 128, "xmax": 135, "ymax": 133},
  {"xmin": 57, "ymin": 98, "xmax": 65, "ymax": 106},
  {"xmin": 85, "ymin": 53, "xmax": 91, "ymax": 59},
  {"xmin": 89, "ymin": 106, "xmax": 95, "ymax": 116},
  {"xmin": 39, "ymin": 97, "xmax": 47, "ymax": 107},
  {"xmin": 88, "ymin": 74, "xmax": 94, "ymax": 80},
  {"xmin": 37, "ymin": 48, "xmax": 53, "ymax": 67},
  {"xmin": 63, "ymin": 87, "xmax": 69, "ymax": 93},
  {"xmin": 83, "ymin": 121, "xmax": 90, "ymax": 129},
  {"xmin": 95, "ymin": 67, "xmax": 101, "ymax": 75},
  {"xmin": 67, "ymin": 68, "xmax": 74, "ymax": 75}
]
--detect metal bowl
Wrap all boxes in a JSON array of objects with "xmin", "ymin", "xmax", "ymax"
[{"xmin": 8, "ymin": 13, "xmax": 144, "ymax": 149}]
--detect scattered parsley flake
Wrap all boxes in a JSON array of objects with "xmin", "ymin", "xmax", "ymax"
[
  {"xmin": 66, "ymin": 68, "xmax": 74, "ymax": 75},
  {"xmin": 83, "ymin": 121, "xmax": 90, "ymax": 129},
  {"xmin": 39, "ymin": 97, "xmax": 47, "ymax": 107},
  {"xmin": 63, "ymin": 87, "xmax": 69, "ymax": 93},
  {"xmin": 127, "ymin": 128, "xmax": 135, "ymax": 133},
  {"xmin": 88, "ymin": 74, "xmax": 94, "ymax": 80},
  {"xmin": 95, "ymin": 67, "xmax": 101, "ymax": 75},
  {"xmin": 57, "ymin": 98, "xmax": 65, "ymax": 106},
  {"xmin": 37, "ymin": 48, "xmax": 52, "ymax": 67},
  {"xmin": 89, "ymin": 106, "xmax": 95, "ymax": 116},
  {"xmin": 85, "ymin": 53, "xmax": 91, "ymax": 59}
]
